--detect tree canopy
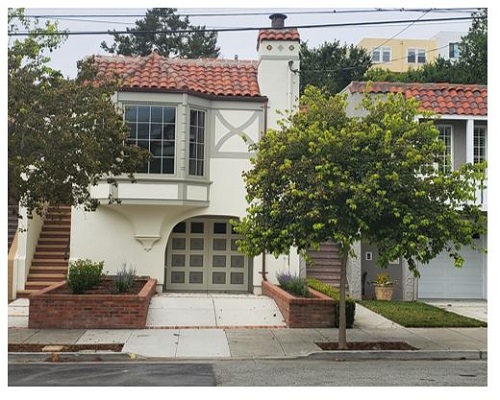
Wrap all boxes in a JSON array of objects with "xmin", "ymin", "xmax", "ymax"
[
  {"xmin": 299, "ymin": 41, "xmax": 372, "ymax": 95},
  {"xmin": 8, "ymin": 9, "xmax": 149, "ymax": 216},
  {"xmin": 364, "ymin": 9, "xmax": 487, "ymax": 84},
  {"xmin": 101, "ymin": 8, "xmax": 220, "ymax": 58},
  {"xmin": 234, "ymin": 85, "xmax": 486, "ymax": 347}
]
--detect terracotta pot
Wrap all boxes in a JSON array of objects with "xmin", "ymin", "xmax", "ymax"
[{"xmin": 374, "ymin": 285, "xmax": 394, "ymax": 301}]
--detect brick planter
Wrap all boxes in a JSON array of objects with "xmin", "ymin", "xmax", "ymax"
[
  {"xmin": 262, "ymin": 280, "xmax": 335, "ymax": 328},
  {"xmin": 28, "ymin": 278, "xmax": 157, "ymax": 329}
]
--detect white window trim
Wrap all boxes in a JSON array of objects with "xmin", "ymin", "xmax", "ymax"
[
  {"xmin": 407, "ymin": 48, "xmax": 427, "ymax": 64},
  {"xmin": 436, "ymin": 124, "xmax": 454, "ymax": 171},
  {"xmin": 371, "ymin": 46, "xmax": 391, "ymax": 63},
  {"xmin": 473, "ymin": 125, "xmax": 487, "ymax": 164}
]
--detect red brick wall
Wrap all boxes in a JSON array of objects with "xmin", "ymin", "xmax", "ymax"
[
  {"xmin": 262, "ymin": 280, "xmax": 335, "ymax": 328},
  {"xmin": 28, "ymin": 279, "xmax": 157, "ymax": 329}
]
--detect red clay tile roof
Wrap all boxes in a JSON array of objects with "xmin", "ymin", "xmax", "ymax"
[
  {"xmin": 257, "ymin": 28, "xmax": 300, "ymax": 48},
  {"xmin": 346, "ymin": 81, "xmax": 487, "ymax": 116},
  {"xmin": 92, "ymin": 52, "xmax": 262, "ymax": 98}
]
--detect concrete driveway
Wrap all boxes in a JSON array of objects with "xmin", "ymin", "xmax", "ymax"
[{"xmin": 423, "ymin": 300, "xmax": 487, "ymax": 322}]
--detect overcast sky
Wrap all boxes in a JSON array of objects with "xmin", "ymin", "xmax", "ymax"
[{"xmin": 7, "ymin": 1, "xmax": 484, "ymax": 78}]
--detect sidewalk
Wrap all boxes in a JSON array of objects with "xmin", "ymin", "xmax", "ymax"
[{"xmin": 8, "ymin": 294, "xmax": 487, "ymax": 361}]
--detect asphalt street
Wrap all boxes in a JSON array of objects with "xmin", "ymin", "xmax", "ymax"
[{"xmin": 8, "ymin": 359, "xmax": 487, "ymax": 386}]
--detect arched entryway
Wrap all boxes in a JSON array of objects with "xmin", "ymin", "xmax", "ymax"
[{"xmin": 164, "ymin": 217, "xmax": 252, "ymax": 292}]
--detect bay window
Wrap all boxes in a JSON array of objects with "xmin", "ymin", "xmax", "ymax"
[{"xmin": 125, "ymin": 105, "xmax": 176, "ymax": 174}]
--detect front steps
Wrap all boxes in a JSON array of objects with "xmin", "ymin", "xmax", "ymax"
[
  {"xmin": 16, "ymin": 206, "xmax": 71, "ymax": 298},
  {"xmin": 306, "ymin": 241, "xmax": 343, "ymax": 288}
]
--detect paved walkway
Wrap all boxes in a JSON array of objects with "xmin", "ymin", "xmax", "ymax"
[{"xmin": 8, "ymin": 295, "xmax": 487, "ymax": 360}]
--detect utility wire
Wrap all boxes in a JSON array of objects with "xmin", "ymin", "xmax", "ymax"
[
  {"xmin": 371, "ymin": 10, "xmax": 431, "ymax": 56},
  {"xmin": 22, "ymin": 8, "xmax": 480, "ymax": 19},
  {"xmin": 9, "ymin": 15, "xmax": 477, "ymax": 37}
]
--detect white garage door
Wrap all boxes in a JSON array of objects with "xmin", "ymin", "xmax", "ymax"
[{"xmin": 417, "ymin": 237, "xmax": 486, "ymax": 299}]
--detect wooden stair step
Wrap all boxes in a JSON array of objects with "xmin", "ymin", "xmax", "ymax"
[
  {"xmin": 30, "ymin": 266, "xmax": 68, "ymax": 271},
  {"xmin": 16, "ymin": 289, "xmax": 39, "ymax": 298},
  {"xmin": 25, "ymin": 281, "xmax": 62, "ymax": 289},
  {"xmin": 28, "ymin": 273, "xmax": 66, "ymax": 281}
]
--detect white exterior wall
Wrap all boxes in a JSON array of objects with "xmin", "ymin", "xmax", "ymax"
[
  {"xmin": 13, "ymin": 207, "xmax": 44, "ymax": 294},
  {"xmin": 431, "ymin": 31, "xmax": 465, "ymax": 60},
  {"xmin": 258, "ymin": 39, "xmax": 300, "ymax": 128}
]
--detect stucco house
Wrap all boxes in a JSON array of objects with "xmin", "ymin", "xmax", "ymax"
[
  {"xmin": 10, "ymin": 13, "xmax": 306, "ymax": 299},
  {"xmin": 341, "ymin": 81, "xmax": 487, "ymax": 301}
]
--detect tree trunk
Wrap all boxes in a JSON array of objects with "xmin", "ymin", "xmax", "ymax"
[{"xmin": 338, "ymin": 250, "xmax": 348, "ymax": 350}]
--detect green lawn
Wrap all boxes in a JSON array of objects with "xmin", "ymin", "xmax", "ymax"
[{"xmin": 358, "ymin": 300, "xmax": 487, "ymax": 328}]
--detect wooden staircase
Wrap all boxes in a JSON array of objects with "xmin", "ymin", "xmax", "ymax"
[
  {"xmin": 306, "ymin": 241, "xmax": 343, "ymax": 288},
  {"xmin": 16, "ymin": 206, "xmax": 71, "ymax": 298}
]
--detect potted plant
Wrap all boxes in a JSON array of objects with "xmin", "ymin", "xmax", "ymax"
[{"xmin": 372, "ymin": 272, "xmax": 396, "ymax": 301}]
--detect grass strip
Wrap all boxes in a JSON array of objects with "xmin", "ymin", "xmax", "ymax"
[{"xmin": 358, "ymin": 300, "xmax": 487, "ymax": 328}]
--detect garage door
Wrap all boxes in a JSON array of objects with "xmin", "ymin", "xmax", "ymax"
[
  {"xmin": 417, "ymin": 237, "xmax": 486, "ymax": 299},
  {"xmin": 165, "ymin": 217, "xmax": 250, "ymax": 292}
]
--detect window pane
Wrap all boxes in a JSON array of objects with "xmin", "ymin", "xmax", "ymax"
[
  {"xmin": 382, "ymin": 49, "xmax": 390, "ymax": 62},
  {"xmin": 150, "ymin": 141, "xmax": 163, "ymax": 156},
  {"xmin": 151, "ymin": 106, "xmax": 163, "ymax": 123},
  {"xmin": 137, "ymin": 124, "xmax": 149, "ymax": 140},
  {"xmin": 163, "ymin": 108, "xmax": 176, "ymax": 124},
  {"xmin": 124, "ymin": 106, "xmax": 137, "ymax": 122},
  {"xmin": 191, "ymin": 222, "xmax": 204, "ymax": 234},
  {"xmin": 163, "ymin": 125, "xmax": 175, "ymax": 140},
  {"xmin": 417, "ymin": 49, "xmax": 426, "ymax": 63},
  {"xmin": 138, "ymin": 106, "xmax": 150, "ymax": 122},
  {"xmin": 163, "ymin": 158, "xmax": 174, "ymax": 174},
  {"xmin": 150, "ymin": 124, "xmax": 163, "ymax": 140},
  {"xmin": 150, "ymin": 157, "xmax": 161, "ymax": 174},
  {"xmin": 214, "ymin": 223, "xmax": 227, "ymax": 234},
  {"xmin": 407, "ymin": 49, "xmax": 416, "ymax": 63},
  {"xmin": 173, "ymin": 222, "xmax": 186, "ymax": 233},
  {"xmin": 127, "ymin": 123, "xmax": 138, "ymax": 139}
]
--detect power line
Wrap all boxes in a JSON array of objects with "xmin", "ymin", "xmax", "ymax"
[
  {"xmin": 21, "ymin": 8, "xmax": 480, "ymax": 19},
  {"xmin": 8, "ymin": 15, "xmax": 476, "ymax": 37}
]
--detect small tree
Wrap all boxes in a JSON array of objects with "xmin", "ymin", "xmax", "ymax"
[
  {"xmin": 101, "ymin": 8, "xmax": 220, "ymax": 59},
  {"xmin": 234, "ymin": 85, "xmax": 486, "ymax": 349},
  {"xmin": 8, "ymin": 9, "xmax": 150, "ymax": 216}
]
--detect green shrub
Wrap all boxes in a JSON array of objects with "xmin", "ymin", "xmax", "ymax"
[
  {"xmin": 307, "ymin": 278, "xmax": 356, "ymax": 328},
  {"xmin": 66, "ymin": 259, "xmax": 104, "ymax": 294},
  {"xmin": 276, "ymin": 271, "xmax": 311, "ymax": 298},
  {"xmin": 114, "ymin": 263, "xmax": 136, "ymax": 293}
]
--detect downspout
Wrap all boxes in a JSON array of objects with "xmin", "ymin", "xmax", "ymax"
[{"xmin": 261, "ymin": 98, "xmax": 269, "ymax": 281}]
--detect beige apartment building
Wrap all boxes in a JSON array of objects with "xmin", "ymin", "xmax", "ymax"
[{"xmin": 358, "ymin": 32, "xmax": 464, "ymax": 72}]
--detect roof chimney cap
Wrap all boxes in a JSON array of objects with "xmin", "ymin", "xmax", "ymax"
[{"xmin": 269, "ymin": 13, "xmax": 287, "ymax": 28}]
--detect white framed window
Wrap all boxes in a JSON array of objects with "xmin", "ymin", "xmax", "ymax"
[
  {"xmin": 371, "ymin": 47, "xmax": 391, "ymax": 63},
  {"xmin": 436, "ymin": 125, "xmax": 453, "ymax": 172},
  {"xmin": 407, "ymin": 48, "xmax": 426, "ymax": 64},
  {"xmin": 125, "ymin": 105, "xmax": 176, "ymax": 174},
  {"xmin": 449, "ymin": 42, "xmax": 460, "ymax": 59},
  {"xmin": 474, "ymin": 126, "xmax": 487, "ymax": 164},
  {"xmin": 189, "ymin": 109, "xmax": 206, "ymax": 177}
]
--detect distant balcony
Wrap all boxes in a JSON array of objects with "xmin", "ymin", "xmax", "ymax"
[{"xmin": 90, "ymin": 176, "xmax": 211, "ymax": 207}]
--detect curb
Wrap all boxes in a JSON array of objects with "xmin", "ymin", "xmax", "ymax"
[
  {"xmin": 303, "ymin": 350, "xmax": 487, "ymax": 361},
  {"xmin": 8, "ymin": 349, "xmax": 487, "ymax": 363}
]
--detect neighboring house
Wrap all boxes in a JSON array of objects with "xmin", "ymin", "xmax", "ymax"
[
  {"xmin": 431, "ymin": 31, "xmax": 466, "ymax": 61},
  {"xmin": 11, "ymin": 13, "xmax": 303, "ymax": 298},
  {"xmin": 342, "ymin": 81, "xmax": 487, "ymax": 300},
  {"xmin": 358, "ymin": 31, "xmax": 465, "ymax": 72}
]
